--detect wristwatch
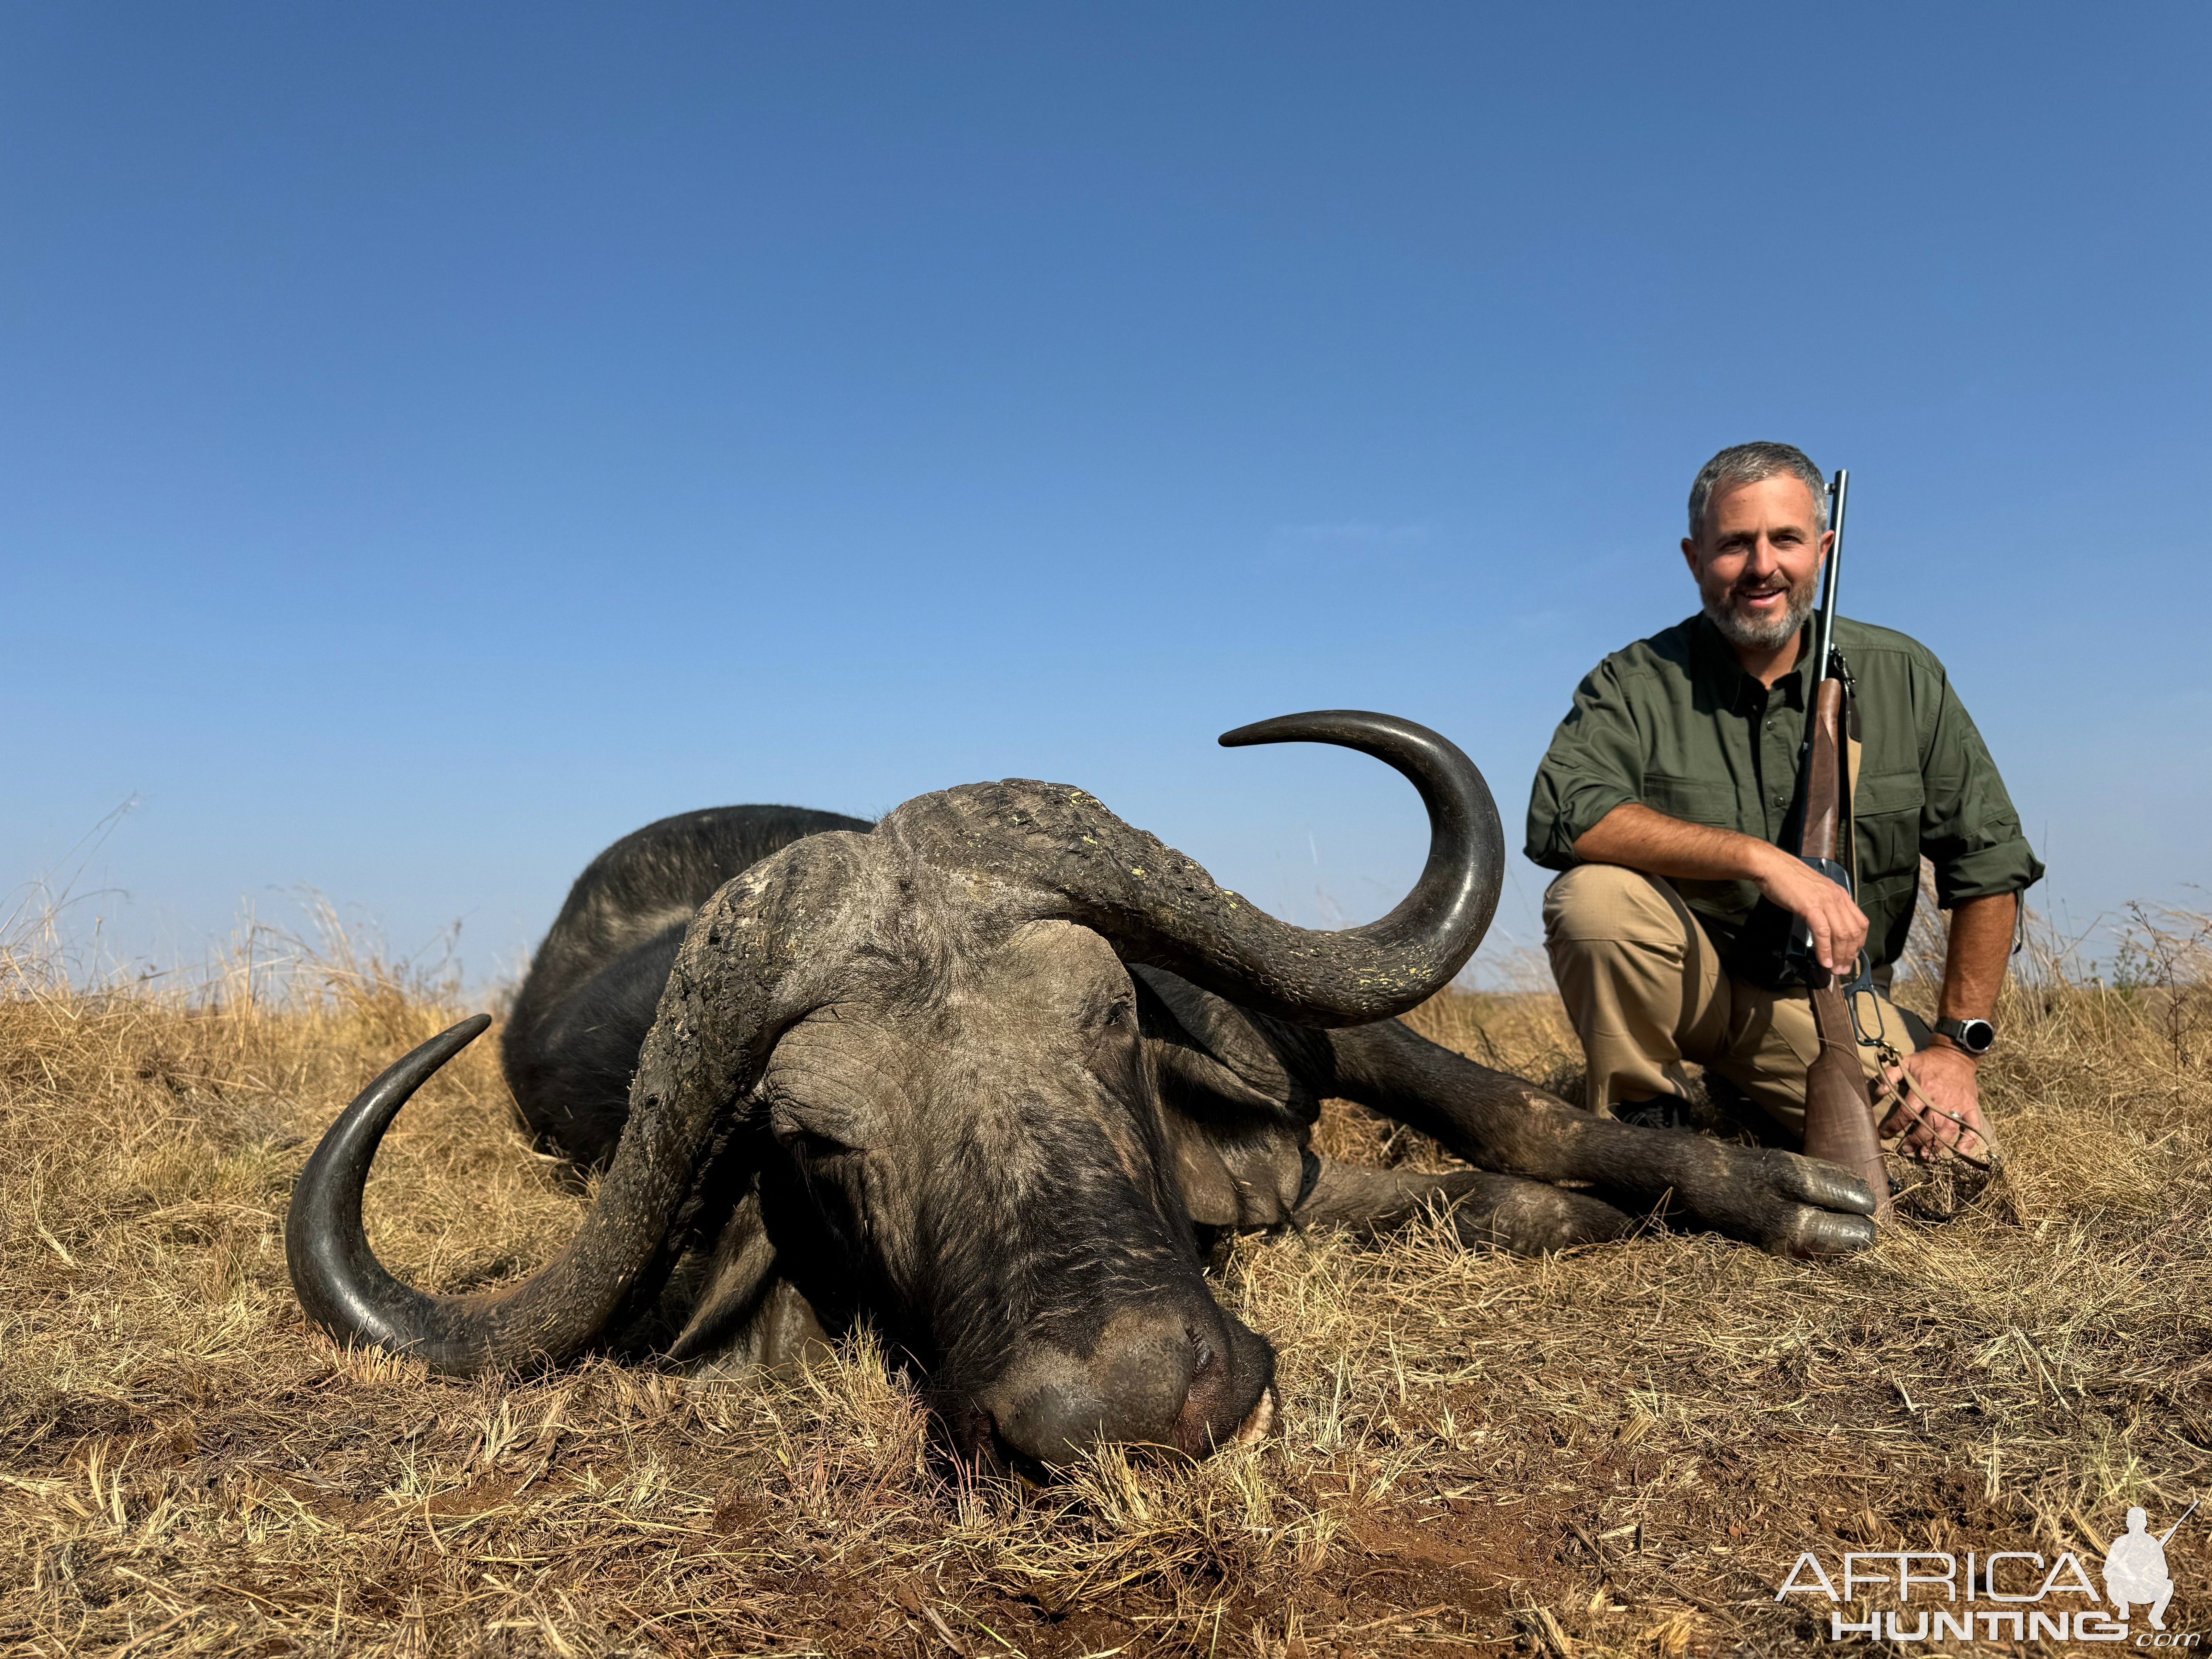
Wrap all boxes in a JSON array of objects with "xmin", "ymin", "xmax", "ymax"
[{"xmin": 1932, "ymin": 1016, "xmax": 1996, "ymax": 1057}]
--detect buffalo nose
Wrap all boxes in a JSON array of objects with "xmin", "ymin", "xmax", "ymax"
[{"xmin": 989, "ymin": 1319, "xmax": 1205, "ymax": 1467}]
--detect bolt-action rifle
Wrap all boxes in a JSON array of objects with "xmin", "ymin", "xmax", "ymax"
[{"xmin": 1789, "ymin": 471, "xmax": 1892, "ymax": 1219}]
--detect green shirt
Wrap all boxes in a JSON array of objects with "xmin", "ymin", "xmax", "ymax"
[{"xmin": 1525, "ymin": 613, "xmax": 2044, "ymax": 970}]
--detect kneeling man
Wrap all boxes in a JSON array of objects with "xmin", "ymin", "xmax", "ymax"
[{"xmin": 1525, "ymin": 442, "xmax": 2041, "ymax": 1160}]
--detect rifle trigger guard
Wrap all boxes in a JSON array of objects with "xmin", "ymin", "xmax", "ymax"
[{"xmin": 1840, "ymin": 951, "xmax": 1876, "ymax": 1002}]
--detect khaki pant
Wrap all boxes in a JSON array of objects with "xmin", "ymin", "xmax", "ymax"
[{"xmin": 1542, "ymin": 864, "xmax": 1920, "ymax": 1138}]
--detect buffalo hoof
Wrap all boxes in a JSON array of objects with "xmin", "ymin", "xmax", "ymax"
[
  {"xmin": 1767, "ymin": 1205, "xmax": 1879, "ymax": 1259},
  {"xmin": 1780, "ymin": 1153, "xmax": 1881, "ymax": 1216},
  {"xmin": 1751, "ymin": 1149, "xmax": 1879, "ymax": 1257},
  {"xmin": 1623, "ymin": 1134, "xmax": 1879, "ymax": 1257}
]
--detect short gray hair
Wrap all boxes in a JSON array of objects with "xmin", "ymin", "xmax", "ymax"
[{"xmin": 1686, "ymin": 442, "xmax": 1829, "ymax": 542}]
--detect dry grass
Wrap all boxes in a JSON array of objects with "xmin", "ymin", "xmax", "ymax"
[{"xmin": 2, "ymin": 907, "xmax": 2209, "ymax": 1658}]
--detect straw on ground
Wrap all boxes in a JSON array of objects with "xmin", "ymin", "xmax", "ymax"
[{"xmin": 1, "ymin": 901, "xmax": 2205, "ymax": 1656}]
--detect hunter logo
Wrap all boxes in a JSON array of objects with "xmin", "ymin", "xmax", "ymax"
[
  {"xmin": 2107, "ymin": 1504, "xmax": 2194, "ymax": 1632},
  {"xmin": 1774, "ymin": 1501, "xmax": 2198, "ymax": 1644}
]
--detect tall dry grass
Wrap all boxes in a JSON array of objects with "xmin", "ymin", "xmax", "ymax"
[{"xmin": 1, "ymin": 897, "xmax": 2207, "ymax": 1657}]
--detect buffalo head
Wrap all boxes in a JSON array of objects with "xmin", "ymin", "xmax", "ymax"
[{"xmin": 285, "ymin": 711, "xmax": 1503, "ymax": 1470}]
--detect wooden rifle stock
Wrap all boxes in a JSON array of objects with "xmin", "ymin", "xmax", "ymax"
[{"xmin": 1795, "ymin": 675, "xmax": 1892, "ymax": 1219}]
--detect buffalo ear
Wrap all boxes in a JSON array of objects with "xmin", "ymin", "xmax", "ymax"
[
  {"xmin": 657, "ymin": 1177, "xmax": 838, "ymax": 1377},
  {"xmin": 1160, "ymin": 1109, "xmax": 1307, "ymax": 1228},
  {"xmin": 660, "ymin": 1180, "xmax": 780, "ymax": 1365},
  {"xmin": 1167, "ymin": 1115, "xmax": 1242, "ymax": 1227},
  {"xmin": 1135, "ymin": 969, "xmax": 1310, "ymax": 1228}
]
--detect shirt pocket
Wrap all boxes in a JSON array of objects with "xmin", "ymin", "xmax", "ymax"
[
  {"xmin": 1853, "ymin": 769, "xmax": 1925, "ymax": 888},
  {"xmin": 1641, "ymin": 773, "xmax": 1737, "ymax": 828}
]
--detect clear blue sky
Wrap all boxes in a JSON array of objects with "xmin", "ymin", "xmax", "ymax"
[{"xmin": 5, "ymin": 5, "xmax": 2205, "ymax": 986}]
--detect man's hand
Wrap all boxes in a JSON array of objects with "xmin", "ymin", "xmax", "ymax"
[
  {"xmin": 1878, "ymin": 1044, "xmax": 1992, "ymax": 1163},
  {"xmin": 1751, "ymin": 842, "xmax": 1870, "ymax": 974},
  {"xmin": 1574, "ymin": 805, "xmax": 1872, "ymax": 975},
  {"xmin": 1879, "ymin": 892, "xmax": 2015, "ymax": 1165}
]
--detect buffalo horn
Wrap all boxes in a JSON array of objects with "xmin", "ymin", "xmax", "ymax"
[
  {"xmin": 285, "ymin": 839, "xmax": 853, "ymax": 1373},
  {"xmin": 887, "ymin": 709, "xmax": 1503, "ymax": 1027}
]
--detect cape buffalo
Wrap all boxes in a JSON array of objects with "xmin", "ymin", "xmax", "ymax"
[{"xmin": 287, "ymin": 712, "xmax": 1875, "ymax": 1472}]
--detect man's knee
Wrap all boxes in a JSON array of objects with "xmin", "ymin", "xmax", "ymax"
[{"xmin": 1544, "ymin": 862, "xmax": 1690, "ymax": 948}]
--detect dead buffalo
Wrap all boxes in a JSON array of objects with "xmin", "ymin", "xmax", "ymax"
[{"xmin": 286, "ymin": 711, "xmax": 1875, "ymax": 1472}]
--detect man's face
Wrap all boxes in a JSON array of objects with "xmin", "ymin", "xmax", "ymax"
[{"xmin": 1680, "ymin": 474, "xmax": 1833, "ymax": 653}]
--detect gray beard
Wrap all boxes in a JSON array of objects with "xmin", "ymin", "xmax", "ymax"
[{"xmin": 1703, "ymin": 585, "xmax": 1814, "ymax": 651}]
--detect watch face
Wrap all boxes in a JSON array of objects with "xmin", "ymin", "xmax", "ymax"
[{"xmin": 1956, "ymin": 1019, "xmax": 1996, "ymax": 1054}]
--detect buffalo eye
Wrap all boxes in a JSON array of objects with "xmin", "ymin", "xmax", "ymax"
[
  {"xmin": 785, "ymin": 1126, "xmax": 852, "ymax": 1161},
  {"xmin": 768, "ymin": 1100, "xmax": 860, "ymax": 1159},
  {"xmin": 1085, "ymin": 998, "xmax": 1140, "ymax": 1075}
]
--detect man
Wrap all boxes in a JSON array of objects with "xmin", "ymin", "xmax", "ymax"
[{"xmin": 1525, "ymin": 442, "xmax": 2041, "ymax": 1161}]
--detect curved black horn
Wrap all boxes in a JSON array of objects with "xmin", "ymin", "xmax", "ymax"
[
  {"xmin": 285, "ymin": 838, "xmax": 854, "ymax": 1373},
  {"xmin": 881, "ymin": 709, "xmax": 1503, "ymax": 1026},
  {"xmin": 285, "ymin": 1016, "xmax": 523, "ymax": 1368},
  {"xmin": 1216, "ymin": 709, "xmax": 1502, "ymax": 976}
]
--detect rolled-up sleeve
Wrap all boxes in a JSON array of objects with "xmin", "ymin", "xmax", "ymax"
[
  {"xmin": 1918, "ymin": 668, "xmax": 2044, "ymax": 906},
  {"xmin": 1525, "ymin": 660, "xmax": 1649, "ymax": 872}
]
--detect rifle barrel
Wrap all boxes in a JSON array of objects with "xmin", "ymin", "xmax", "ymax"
[{"xmin": 1814, "ymin": 468, "xmax": 1849, "ymax": 679}]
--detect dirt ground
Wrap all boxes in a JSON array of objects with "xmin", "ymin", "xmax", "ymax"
[{"xmin": 2, "ymin": 910, "xmax": 2208, "ymax": 1657}]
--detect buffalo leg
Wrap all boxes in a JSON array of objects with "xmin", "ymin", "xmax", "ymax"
[
  {"xmin": 1293, "ymin": 1155, "xmax": 1638, "ymax": 1252},
  {"xmin": 1320, "ymin": 1019, "xmax": 1876, "ymax": 1258}
]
